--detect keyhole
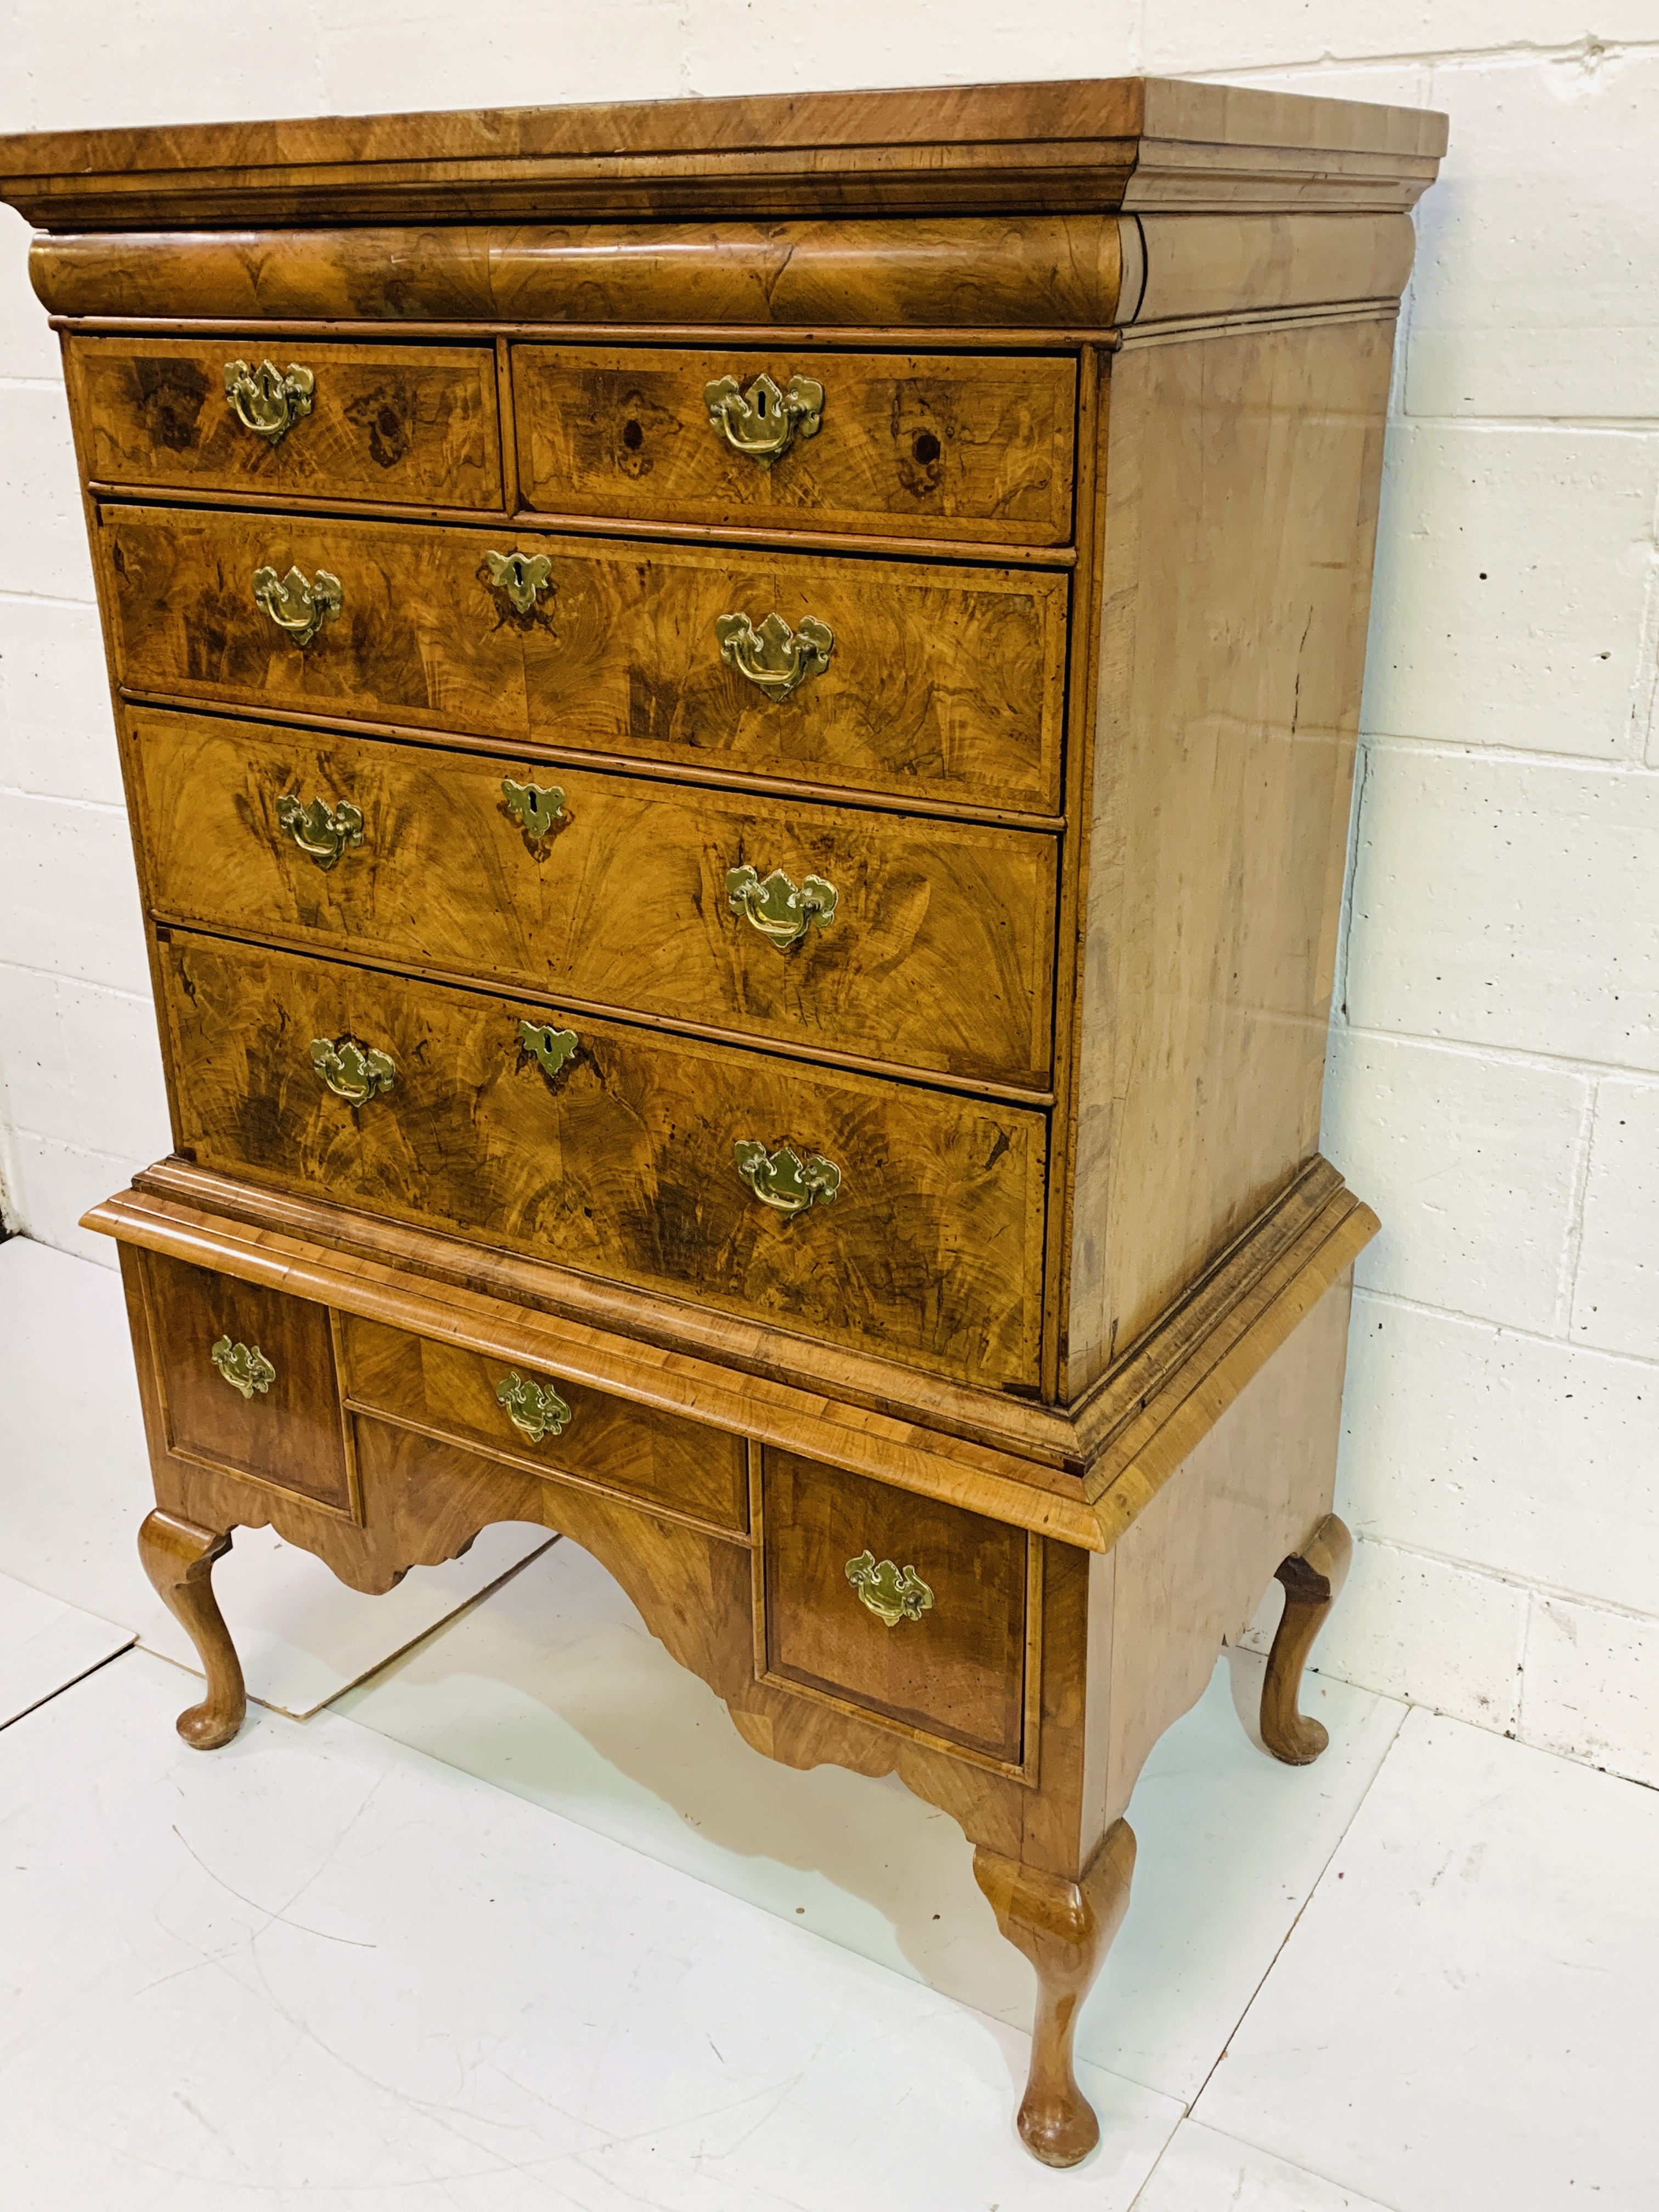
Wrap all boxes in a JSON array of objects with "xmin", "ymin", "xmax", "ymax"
[
  {"xmin": 622, "ymin": 419, "xmax": 643, "ymax": 450},
  {"xmin": 757, "ymin": 386, "xmax": 768, "ymax": 416},
  {"xmin": 913, "ymin": 431, "xmax": 941, "ymax": 465}
]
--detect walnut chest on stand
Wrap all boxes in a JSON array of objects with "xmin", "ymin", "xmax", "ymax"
[{"xmin": 0, "ymin": 77, "xmax": 1444, "ymax": 2166}]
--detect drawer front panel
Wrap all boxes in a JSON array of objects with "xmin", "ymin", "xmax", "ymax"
[
  {"xmin": 761, "ymin": 1452, "xmax": 1028, "ymax": 1764},
  {"xmin": 514, "ymin": 344, "xmax": 1076, "ymax": 545},
  {"xmin": 101, "ymin": 507, "xmax": 1067, "ymax": 813},
  {"xmin": 142, "ymin": 1251, "xmax": 352, "ymax": 1513},
  {"xmin": 159, "ymin": 932, "xmax": 1048, "ymax": 1389},
  {"xmin": 338, "ymin": 1311, "xmax": 748, "ymax": 1533},
  {"xmin": 67, "ymin": 335, "xmax": 504, "ymax": 509},
  {"xmin": 132, "ymin": 708, "xmax": 1056, "ymax": 1090}
]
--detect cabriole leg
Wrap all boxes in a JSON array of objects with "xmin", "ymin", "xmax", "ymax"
[
  {"xmin": 137, "ymin": 1508, "xmax": 247, "ymax": 1750},
  {"xmin": 972, "ymin": 1819, "xmax": 1137, "ymax": 2168},
  {"xmin": 1260, "ymin": 1511, "xmax": 1353, "ymax": 1765}
]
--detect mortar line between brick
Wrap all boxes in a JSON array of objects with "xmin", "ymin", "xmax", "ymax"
[
  {"xmin": 1340, "ymin": 1020, "xmax": 1654, "ymax": 1085},
  {"xmin": 1558, "ymin": 1080, "xmax": 1601, "ymax": 1336},
  {"xmin": 1358, "ymin": 731, "xmax": 1659, "ymax": 772},
  {"xmin": 1198, "ymin": 33, "xmax": 1659, "ymax": 76},
  {"xmin": 0, "ymin": 955, "xmax": 150, "ymax": 997},
  {"xmin": 1353, "ymin": 1283, "xmax": 1659, "ymax": 1373},
  {"xmin": 1342, "ymin": 1531, "xmax": 1659, "ymax": 1634}
]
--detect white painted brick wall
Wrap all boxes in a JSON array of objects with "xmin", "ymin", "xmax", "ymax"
[{"xmin": 2, "ymin": 6, "xmax": 1655, "ymax": 1782}]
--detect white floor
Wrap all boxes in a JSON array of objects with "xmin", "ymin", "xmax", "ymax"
[{"xmin": 3, "ymin": 1238, "xmax": 1655, "ymax": 2209}]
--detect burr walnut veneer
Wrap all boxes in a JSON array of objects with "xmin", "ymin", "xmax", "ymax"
[{"xmin": 0, "ymin": 77, "xmax": 1444, "ymax": 2167}]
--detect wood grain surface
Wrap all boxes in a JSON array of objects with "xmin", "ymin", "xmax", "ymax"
[
  {"xmin": 1062, "ymin": 315, "xmax": 1393, "ymax": 1395},
  {"xmin": 128, "ymin": 707, "xmax": 1057, "ymax": 1090},
  {"xmin": 0, "ymin": 79, "xmax": 1447, "ymax": 230},
  {"xmin": 514, "ymin": 343, "xmax": 1075, "ymax": 544},
  {"xmin": 157, "ymin": 930, "xmax": 1049, "ymax": 1389},
  {"xmin": 66, "ymin": 332, "xmax": 503, "ymax": 508},
  {"xmin": 140, "ymin": 1248, "xmax": 354, "ymax": 1514},
  {"xmin": 760, "ymin": 1449, "xmax": 1030, "ymax": 1764},
  {"xmin": 101, "ymin": 507, "xmax": 1069, "ymax": 812},
  {"xmin": 338, "ymin": 1308, "xmax": 749, "ymax": 1534},
  {"xmin": 30, "ymin": 217, "xmax": 1125, "ymax": 329}
]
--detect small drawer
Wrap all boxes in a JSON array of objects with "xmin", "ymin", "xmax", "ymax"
[
  {"xmin": 66, "ymin": 335, "xmax": 504, "ymax": 510},
  {"xmin": 157, "ymin": 930, "xmax": 1047, "ymax": 1391},
  {"xmin": 759, "ymin": 1452, "xmax": 1031, "ymax": 1767},
  {"xmin": 100, "ymin": 507, "xmax": 1067, "ymax": 815},
  {"xmin": 513, "ymin": 344, "xmax": 1076, "ymax": 546},
  {"xmin": 337, "ymin": 1312, "xmax": 748, "ymax": 1534},
  {"xmin": 139, "ymin": 1250, "xmax": 353, "ymax": 1515},
  {"xmin": 131, "ymin": 707, "xmax": 1057, "ymax": 1090}
]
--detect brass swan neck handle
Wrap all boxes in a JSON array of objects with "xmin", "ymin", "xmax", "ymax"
[
  {"xmin": 224, "ymin": 358, "xmax": 314, "ymax": 445},
  {"xmin": 310, "ymin": 1035, "xmax": 394, "ymax": 1106},
  {"xmin": 278, "ymin": 794, "xmax": 364, "ymax": 871},
  {"xmin": 210, "ymin": 1336, "xmax": 275, "ymax": 1401},
  {"xmin": 845, "ymin": 1552, "xmax": 934, "ymax": 1628},
  {"xmin": 715, "ymin": 611, "xmax": 834, "ymax": 702},
  {"xmin": 496, "ymin": 1370, "xmax": 573, "ymax": 1444},
  {"xmin": 733, "ymin": 1139, "xmax": 842, "ymax": 1217},
  {"xmin": 726, "ymin": 864, "xmax": 837, "ymax": 952},
  {"xmin": 253, "ymin": 564, "xmax": 342, "ymax": 648},
  {"xmin": 703, "ymin": 370, "xmax": 824, "ymax": 469}
]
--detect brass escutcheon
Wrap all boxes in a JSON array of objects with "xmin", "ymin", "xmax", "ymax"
[
  {"xmin": 484, "ymin": 551, "xmax": 554, "ymax": 614},
  {"xmin": 502, "ymin": 777, "xmax": 566, "ymax": 839},
  {"xmin": 715, "ymin": 610, "xmax": 834, "ymax": 702},
  {"xmin": 845, "ymin": 1551, "xmax": 934, "ymax": 1628},
  {"xmin": 278, "ymin": 793, "xmax": 364, "ymax": 871},
  {"xmin": 210, "ymin": 1335, "xmax": 275, "ymax": 1401},
  {"xmin": 703, "ymin": 370, "xmax": 824, "ymax": 469},
  {"xmin": 311, "ymin": 1035, "xmax": 394, "ymax": 1106},
  {"xmin": 253, "ymin": 563, "xmax": 342, "ymax": 648},
  {"xmin": 726, "ymin": 863, "xmax": 837, "ymax": 953},
  {"xmin": 733, "ymin": 1139, "xmax": 842, "ymax": 1217},
  {"xmin": 495, "ymin": 1370, "xmax": 574, "ymax": 1444},
  {"xmin": 518, "ymin": 1019, "xmax": 578, "ymax": 1080},
  {"xmin": 224, "ymin": 358, "xmax": 314, "ymax": 445}
]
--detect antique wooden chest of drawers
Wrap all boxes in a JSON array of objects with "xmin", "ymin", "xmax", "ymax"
[{"xmin": 0, "ymin": 77, "xmax": 1444, "ymax": 2166}]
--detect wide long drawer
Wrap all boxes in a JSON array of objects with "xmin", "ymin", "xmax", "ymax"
[
  {"xmin": 99, "ymin": 506, "xmax": 1068, "ymax": 813},
  {"xmin": 67, "ymin": 335, "xmax": 504, "ymax": 509},
  {"xmin": 512, "ymin": 343, "xmax": 1076, "ymax": 545},
  {"xmin": 131, "ymin": 708, "xmax": 1056, "ymax": 1090},
  {"xmin": 157, "ymin": 932, "xmax": 1047, "ymax": 1389}
]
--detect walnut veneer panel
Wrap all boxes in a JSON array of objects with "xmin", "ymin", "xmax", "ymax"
[
  {"xmin": 141, "ymin": 1250, "xmax": 352, "ymax": 1514},
  {"xmin": 129, "ymin": 708, "xmax": 1057, "ymax": 1090},
  {"xmin": 1064, "ymin": 315, "xmax": 1393, "ymax": 1395},
  {"xmin": 100, "ymin": 507, "xmax": 1068, "ymax": 812},
  {"xmin": 514, "ymin": 345, "xmax": 1076, "ymax": 545},
  {"xmin": 338, "ymin": 1311, "xmax": 747, "ymax": 1533},
  {"xmin": 66, "ymin": 334, "xmax": 504, "ymax": 508},
  {"xmin": 761, "ymin": 1451, "xmax": 1029, "ymax": 1764},
  {"xmin": 157, "ymin": 930, "xmax": 1048, "ymax": 1390}
]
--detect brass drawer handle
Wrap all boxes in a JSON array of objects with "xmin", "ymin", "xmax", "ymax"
[
  {"xmin": 733, "ymin": 1139, "xmax": 841, "ymax": 1216},
  {"xmin": 716, "ymin": 611, "xmax": 833, "ymax": 702},
  {"xmin": 495, "ymin": 1370, "xmax": 573, "ymax": 1444},
  {"xmin": 224, "ymin": 358, "xmax": 314, "ymax": 445},
  {"xmin": 726, "ymin": 864, "xmax": 837, "ymax": 952},
  {"xmin": 484, "ymin": 551, "xmax": 554, "ymax": 613},
  {"xmin": 704, "ymin": 370, "xmax": 823, "ymax": 469},
  {"xmin": 278, "ymin": 794, "xmax": 364, "ymax": 871},
  {"xmin": 253, "ymin": 563, "xmax": 342, "ymax": 648},
  {"xmin": 311, "ymin": 1035, "xmax": 394, "ymax": 1105},
  {"xmin": 502, "ymin": 777, "xmax": 566, "ymax": 839},
  {"xmin": 845, "ymin": 1551, "xmax": 934, "ymax": 1628},
  {"xmin": 210, "ymin": 1336, "xmax": 275, "ymax": 1401},
  {"xmin": 518, "ymin": 1019, "xmax": 578, "ymax": 1079}
]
